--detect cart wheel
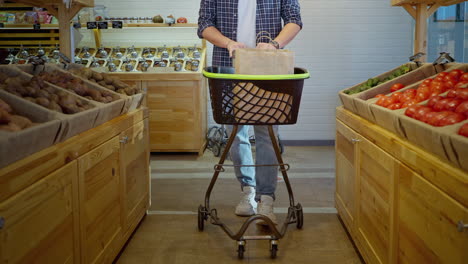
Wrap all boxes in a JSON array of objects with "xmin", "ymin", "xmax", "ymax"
[
  {"xmin": 198, "ymin": 205, "xmax": 205, "ymax": 231},
  {"xmin": 212, "ymin": 144, "xmax": 221, "ymax": 157},
  {"xmin": 270, "ymin": 242, "xmax": 278, "ymax": 259},
  {"xmin": 237, "ymin": 244, "xmax": 245, "ymax": 259},
  {"xmin": 296, "ymin": 203, "xmax": 303, "ymax": 229}
]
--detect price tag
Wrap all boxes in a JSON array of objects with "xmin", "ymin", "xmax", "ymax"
[
  {"xmin": 87, "ymin": 22, "xmax": 97, "ymax": 29},
  {"xmin": 33, "ymin": 23, "xmax": 41, "ymax": 30},
  {"xmin": 0, "ymin": 23, "xmax": 4, "ymax": 28},
  {"xmin": 112, "ymin": 21, "xmax": 123, "ymax": 29},
  {"xmin": 97, "ymin": 21, "xmax": 108, "ymax": 29}
]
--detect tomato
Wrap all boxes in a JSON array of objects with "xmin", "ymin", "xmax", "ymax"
[
  {"xmin": 391, "ymin": 92, "xmax": 402, "ymax": 101},
  {"xmin": 405, "ymin": 105, "xmax": 421, "ymax": 118},
  {"xmin": 448, "ymin": 69, "xmax": 463, "ymax": 82},
  {"xmin": 430, "ymin": 81, "xmax": 442, "ymax": 90},
  {"xmin": 422, "ymin": 79, "xmax": 432, "ymax": 85},
  {"xmin": 447, "ymin": 89, "xmax": 458, "ymax": 98},
  {"xmin": 427, "ymin": 96, "xmax": 443, "ymax": 108},
  {"xmin": 460, "ymin": 73, "xmax": 468, "ymax": 82},
  {"xmin": 438, "ymin": 112, "xmax": 466, "ymax": 126},
  {"xmin": 445, "ymin": 99, "xmax": 463, "ymax": 112},
  {"xmin": 433, "ymin": 98, "xmax": 451, "ymax": 111},
  {"xmin": 456, "ymin": 89, "xmax": 468, "ymax": 100},
  {"xmin": 444, "ymin": 74, "xmax": 458, "ymax": 83},
  {"xmin": 403, "ymin": 89, "xmax": 417, "ymax": 98},
  {"xmin": 444, "ymin": 80, "xmax": 456, "ymax": 90},
  {"xmin": 414, "ymin": 106, "xmax": 432, "ymax": 121},
  {"xmin": 387, "ymin": 103, "xmax": 402, "ymax": 110},
  {"xmin": 415, "ymin": 91, "xmax": 430, "ymax": 102},
  {"xmin": 454, "ymin": 81, "xmax": 468, "ymax": 89},
  {"xmin": 421, "ymin": 111, "xmax": 436, "ymax": 123},
  {"xmin": 434, "ymin": 76, "xmax": 445, "ymax": 82},
  {"xmin": 455, "ymin": 101, "xmax": 468, "ymax": 116},
  {"xmin": 437, "ymin": 72, "xmax": 449, "ymax": 78},
  {"xmin": 375, "ymin": 94, "xmax": 386, "ymax": 98},
  {"xmin": 458, "ymin": 123, "xmax": 468, "ymax": 137},
  {"xmin": 428, "ymin": 111, "xmax": 452, "ymax": 126},
  {"xmin": 390, "ymin": 83, "xmax": 405, "ymax": 92},
  {"xmin": 376, "ymin": 96, "xmax": 397, "ymax": 107},
  {"xmin": 400, "ymin": 94, "xmax": 414, "ymax": 103},
  {"xmin": 402, "ymin": 99, "xmax": 419, "ymax": 108},
  {"xmin": 431, "ymin": 84, "xmax": 448, "ymax": 95},
  {"xmin": 417, "ymin": 85, "xmax": 431, "ymax": 94}
]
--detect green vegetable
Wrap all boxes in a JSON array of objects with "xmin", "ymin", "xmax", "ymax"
[{"xmin": 342, "ymin": 65, "xmax": 413, "ymax": 95}]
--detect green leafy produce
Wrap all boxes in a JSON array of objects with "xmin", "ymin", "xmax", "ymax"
[{"xmin": 344, "ymin": 65, "xmax": 412, "ymax": 95}]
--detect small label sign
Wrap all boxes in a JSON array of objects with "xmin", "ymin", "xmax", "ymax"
[
  {"xmin": 87, "ymin": 22, "xmax": 97, "ymax": 29},
  {"xmin": 112, "ymin": 21, "xmax": 123, "ymax": 29},
  {"xmin": 33, "ymin": 23, "xmax": 41, "ymax": 30},
  {"xmin": 97, "ymin": 21, "xmax": 108, "ymax": 29},
  {"xmin": 0, "ymin": 23, "xmax": 4, "ymax": 28}
]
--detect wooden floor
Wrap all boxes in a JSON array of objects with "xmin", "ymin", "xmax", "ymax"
[{"xmin": 114, "ymin": 146, "xmax": 363, "ymax": 263}]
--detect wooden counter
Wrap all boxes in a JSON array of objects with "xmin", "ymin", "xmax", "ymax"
[
  {"xmin": 109, "ymin": 59, "xmax": 207, "ymax": 155},
  {"xmin": 335, "ymin": 106, "xmax": 468, "ymax": 264},
  {"xmin": 0, "ymin": 108, "xmax": 150, "ymax": 264}
]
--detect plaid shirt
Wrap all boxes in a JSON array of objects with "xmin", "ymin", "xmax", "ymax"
[{"xmin": 198, "ymin": 0, "xmax": 303, "ymax": 67}]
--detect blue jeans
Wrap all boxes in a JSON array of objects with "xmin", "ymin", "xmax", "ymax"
[{"xmin": 226, "ymin": 125, "xmax": 279, "ymax": 201}]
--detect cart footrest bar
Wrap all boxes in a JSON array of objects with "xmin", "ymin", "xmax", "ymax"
[
  {"xmin": 215, "ymin": 163, "xmax": 290, "ymax": 171},
  {"xmin": 241, "ymin": 235, "xmax": 275, "ymax": 240}
]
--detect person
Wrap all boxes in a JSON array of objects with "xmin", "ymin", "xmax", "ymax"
[{"xmin": 198, "ymin": 0, "xmax": 302, "ymax": 225}]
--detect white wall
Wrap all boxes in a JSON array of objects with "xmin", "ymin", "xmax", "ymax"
[{"xmin": 89, "ymin": 0, "xmax": 414, "ymax": 141}]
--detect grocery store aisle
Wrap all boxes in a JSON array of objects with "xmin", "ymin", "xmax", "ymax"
[{"xmin": 115, "ymin": 146, "xmax": 363, "ymax": 263}]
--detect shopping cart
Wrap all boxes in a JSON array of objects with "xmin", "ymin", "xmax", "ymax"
[{"xmin": 197, "ymin": 66, "xmax": 310, "ymax": 259}]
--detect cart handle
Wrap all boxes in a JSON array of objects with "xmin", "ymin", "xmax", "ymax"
[{"xmin": 203, "ymin": 67, "xmax": 310, "ymax": 81}]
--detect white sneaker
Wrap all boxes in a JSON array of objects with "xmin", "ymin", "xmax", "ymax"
[
  {"xmin": 235, "ymin": 186, "xmax": 257, "ymax": 216},
  {"xmin": 257, "ymin": 195, "xmax": 278, "ymax": 225}
]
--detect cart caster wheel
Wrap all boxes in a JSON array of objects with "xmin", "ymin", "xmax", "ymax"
[
  {"xmin": 212, "ymin": 144, "xmax": 221, "ymax": 157},
  {"xmin": 237, "ymin": 244, "xmax": 245, "ymax": 259},
  {"xmin": 296, "ymin": 203, "xmax": 303, "ymax": 229},
  {"xmin": 270, "ymin": 241, "xmax": 278, "ymax": 259},
  {"xmin": 198, "ymin": 205, "xmax": 205, "ymax": 231}
]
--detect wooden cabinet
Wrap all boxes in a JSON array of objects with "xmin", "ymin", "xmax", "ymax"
[
  {"xmin": 335, "ymin": 107, "xmax": 468, "ymax": 264},
  {"xmin": 78, "ymin": 137, "xmax": 123, "ymax": 264},
  {"xmin": 335, "ymin": 120, "xmax": 358, "ymax": 238},
  {"xmin": 398, "ymin": 168, "xmax": 468, "ymax": 264},
  {"xmin": 355, "ymin": 136, "xmax": 398, "ymax": 264},
  {"xmin": 0, "ymin": 161, "xmax": 80, "ymax": 264},
  {"xmin": 146, "ymin": 78, "xmax": 207, "ymax": 154},
  {"xmin": 120, "ymin": 119, "xmax": 150, "ymax": 238},
  {"xmin": 0, "ymin": 109, "xmax": 150, "ymax": 264}
]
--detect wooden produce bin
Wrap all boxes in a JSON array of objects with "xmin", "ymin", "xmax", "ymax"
[
  {"xmin": 0, "ymin": 108, "xmax": 150, "ymax": 264},
  {"xmin": 108, "ymin": 59, "xmax": 207, "ymax": 155},
  {"xmin": 335, "ymin": 106, "xmax": 468, "ymax": 264}
]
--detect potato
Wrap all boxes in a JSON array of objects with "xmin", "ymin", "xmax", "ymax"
[
  {"xmin": 0, "ymin": 108, "xmax": 11, "ymax": 124},
  {"xmin": 0, "ymin": 122, "xmax": 21, "ymax": 132},
  {"xmin": 9, "ymin": 115, "xmax": 32, "ymax": 129},
  {"xmin": 0, "ymin": 99, "xmax": 12, "ymax": 113},
  {"xmin": 104, "ymin": 84, "xmax": 116, "ymax": 91},
  {"xmin": 92, "ymin": 72, "xmax": 104, "ymax": 81},
  {"xmin": 49, "ymin": 93, "xmax": 59, "ymax": 103},
  {"xmin": 87, "ymin": 89, "xmax": 102, "ymax": 101},
  {"xmin": 61, "ymin": 104, "xmax": 80, "ymax": 114},
  {"xmin": 103, "ymin": 76, "xmax": 114, "ymax": 85},
  {"xmin": 97, "ymin": 80, "xmax": 107, "ymax": 87},
  {"xmin": 113, "ymin": 80, "xmax": 128, "ymax": 90},
  {"xmin": 36, "ymin": 97, "xmax": 50, "ymax": 108},
  {"xmin": 24, "ymin": 97, "xmax": 36, "ymax": 103},
  {"xmin": 48, "ymin": 101, "xmax": 63, "ymax": 113},
  {"xmin": 36, "ymin": 89, "xmax": 50, "ymax": 99},
  {"xmin": 116, "ymin": 89, "xmax": 126, "ymax": 95},
  {"xmin": 124, "ymin": 87, "xmax": 135, "ymax": 95}
]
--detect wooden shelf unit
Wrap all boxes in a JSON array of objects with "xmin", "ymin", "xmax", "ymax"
[
  {"xmin": 391, "ymin": 0, "xmax": 467, "ymax": 61},
  {"xmin": 335, "ymin": 106, "xmax": 468, "ymax": 264},
  {"xmin": 0, "ymin": 108, "xmax": 150, "ymax": 264}
]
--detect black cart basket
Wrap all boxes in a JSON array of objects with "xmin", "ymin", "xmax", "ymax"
[{"xmin": 198, "ymin": 66, "xmax": 310, "ymax": 259}]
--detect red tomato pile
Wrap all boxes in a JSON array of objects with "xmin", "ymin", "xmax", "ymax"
[
  {"xmin": 375, "ymin": 69, "xmax": 468, "ymax": 110},
  {"xmin": 459, "ymin": 123, "xmax": 468, "ymax": 137},
  {"xmin": 404, "ymin": 89, "xmax": 468, "ymax": 127}
]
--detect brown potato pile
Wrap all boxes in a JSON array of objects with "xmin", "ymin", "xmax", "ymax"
[
  {"xmin": 0, "ymin": 98, "xmax": 36, "ymax": 132},
  {"xmin": 37, "ymin": 70, "xmax": 117, "ymax": 103},
  {"xmin": 0, "ymin": 75, "xmax": 94, "ymax": 114},
  {"xmin": 69, "ymin": 68, "xmax": 139, "ymax": 96}
]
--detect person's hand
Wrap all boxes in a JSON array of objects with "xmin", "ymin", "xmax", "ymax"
[
  {"xmin": 226, "ymin": 40, "xmax": 246, "ymax": 57},
  {"xmin": 256, "ymin": 42, "xmax": 277, "ymax": 50}
]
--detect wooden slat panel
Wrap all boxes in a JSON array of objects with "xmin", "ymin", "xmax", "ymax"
[
  {"xmin": 0, "ymin": 161, "xmax": 78, "ymax": 264},
  {"xmin": 0, "ymin": 33, "xmax": 60, "ymax": 38},
  {"xmin": 78, "ymin": 136, "xmax": 123, "ymax": 264},
  {"xmin": 0, "ymin": 40, "xmax": 60, "ymax": 45},
  {"xmin": 398, "ymin": 165, "xmax": 468, "ymax": 264}
]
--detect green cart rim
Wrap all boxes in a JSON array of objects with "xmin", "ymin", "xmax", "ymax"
[{"xmin": 203, "ymin": 69, "xmax": 310, "ymax": 80}]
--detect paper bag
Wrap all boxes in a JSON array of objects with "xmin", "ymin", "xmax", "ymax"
[{"xmin": 232, "ymin": 49, "xmax": 294, "ymax": 123}]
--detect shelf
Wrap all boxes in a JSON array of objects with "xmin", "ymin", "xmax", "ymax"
[
  {"xmin": 78, "ymin": 22, "xmax": 197, "ymax": 28},
  {"xmin": 0, "ymin": 24, "xmax": 59, "ymax": 29},
  {"xmin": 391, "ymin": 0, "xmax": 466, "ymax": 6},
  {"xmin": 6, "ymin": 0, "xmax": 93, "ymax": 8}
]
